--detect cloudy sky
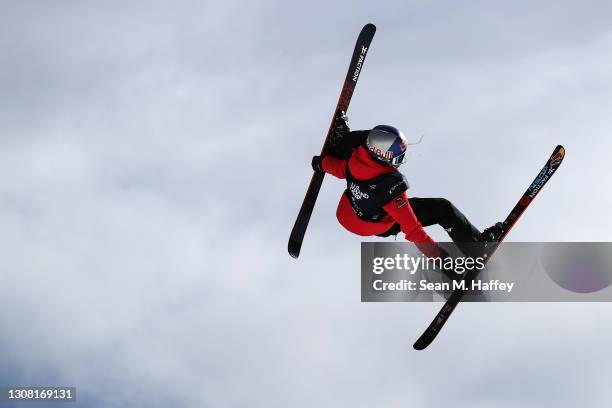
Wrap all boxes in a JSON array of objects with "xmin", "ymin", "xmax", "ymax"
[{"xmin": 1, "ymin": 1, "xmax": 612, "ymax": 407}]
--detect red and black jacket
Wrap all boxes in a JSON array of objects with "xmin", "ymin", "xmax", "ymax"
[{"xmin": 322, "ymin": 145, "xmax": 438, "ymax": 254}]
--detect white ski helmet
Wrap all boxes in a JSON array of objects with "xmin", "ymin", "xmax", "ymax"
[{"xmin": 365, "ymin": 125, "xmax": 408, "ymax": 166}]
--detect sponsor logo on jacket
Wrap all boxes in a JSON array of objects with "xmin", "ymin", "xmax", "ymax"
[
  {"xmin": 388, "ymin": 181, "xmax": 404, "ymax": 195},
  {"xmin": 349, "ymin": 182, "xmax": 369, "ymax": 200}
]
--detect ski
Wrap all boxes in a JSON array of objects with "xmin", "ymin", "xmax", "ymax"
[
  {"xmin": 413, "ymin": 145, "xmax": 566, "ymax": 350},
  {"xmin": 288, "ymin": 23, "xmax": 376, "ymax": 259}
]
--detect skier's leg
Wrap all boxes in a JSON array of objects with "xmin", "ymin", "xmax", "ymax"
[
  {"xmin": 377, "ymin": 198, "xmax": 480, "ymax": 241},
  {"xmin": 409, "ymin": 198, "xmax": 481, "ymax": 251}
]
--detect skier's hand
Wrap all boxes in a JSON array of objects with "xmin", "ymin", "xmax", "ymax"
[
  {"xmin": 311, "ymin": 155, "xmax": 325, "ymax": 174},
  {"xmin": 334, "ymin": 110, "xmax": 350, "ymax": 133},
  {"xmin": 326, "ymin": 111, "xmax": 351, "ymax": 159}
]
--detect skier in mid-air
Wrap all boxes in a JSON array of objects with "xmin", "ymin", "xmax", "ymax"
[{"xmin": 311, "ymin": 112, "xmax": 504, "ymax": 260}]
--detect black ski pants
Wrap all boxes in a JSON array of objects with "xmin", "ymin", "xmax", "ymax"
[{"xmin": 377, "ymin": 198, "xmax": 481, "ymax": 250}]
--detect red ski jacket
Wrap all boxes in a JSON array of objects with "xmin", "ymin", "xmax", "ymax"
[{"xmin": 322, "ymin": 146, "xmax": 439, "ymax": 256}]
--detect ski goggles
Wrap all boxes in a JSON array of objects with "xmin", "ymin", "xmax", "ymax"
[{"xmin": 391, "ymin": 152, "xmax": 406, "ymax": 166}]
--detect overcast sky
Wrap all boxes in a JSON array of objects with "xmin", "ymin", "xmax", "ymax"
[{"xmin": 1, "ymin": 1, "xmax": 612, "ymax": 407}]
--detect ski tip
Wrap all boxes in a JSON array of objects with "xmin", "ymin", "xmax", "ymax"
[
  {"xmin": 412, "ymin": 337, "xmax": 430, "ymax": 351},
  {"xmin": 363, "ymin": 23, "xmax": 376, "ymax": 32},
  {"xmin": 288, "ymin": 240, "xmax": 301, "ymax": 259},
  {"xmin": 552, "ymin": 145, "xmax": 565, "ymax": 157},
  {"xmin": 557, "ymin": 145, "xmax": 565, "ymax": 156},
  {"xmin": 550, "ymin": 145, "xmax": 565, "ymax": 167}
]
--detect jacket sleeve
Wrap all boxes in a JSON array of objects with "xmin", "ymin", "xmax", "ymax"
[
  {"xmin": 382, "ymin": 192, "xmax": 442, "ymax": 258},
  {"xmin": 321, "ymin": 156, "xmax": 347, "ymax": 179}
]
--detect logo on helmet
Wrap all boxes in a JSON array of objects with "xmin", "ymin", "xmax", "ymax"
[{"xmin": 366, "ymin": 142, "xmax": 393, "ymax": 161}]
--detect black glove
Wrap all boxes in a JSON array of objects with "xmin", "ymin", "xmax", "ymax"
[
  {"xmin": 326, "ymin": 111, "xmax": 351, "ymax": 159},
  {"xmin": 312, "ymin": 155, "xmax": 324, "ymax": 174},
  {"xmin": 333, "ymin": 110, "xmax": 350, "ymax": 134}
]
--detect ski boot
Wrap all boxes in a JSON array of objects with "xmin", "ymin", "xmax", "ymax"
[
  {"xmin": 478, "ymin": 222, "xmax": 506, "ymax": 259},
  {"xmin": 479, "ymin": 222, "xmax": 506, "ymax": 243}
]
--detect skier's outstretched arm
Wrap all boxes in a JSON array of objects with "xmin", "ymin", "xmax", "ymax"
[{"xmin": 383, "ymin": 192, "xmax": 444, "ymax": 258}]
